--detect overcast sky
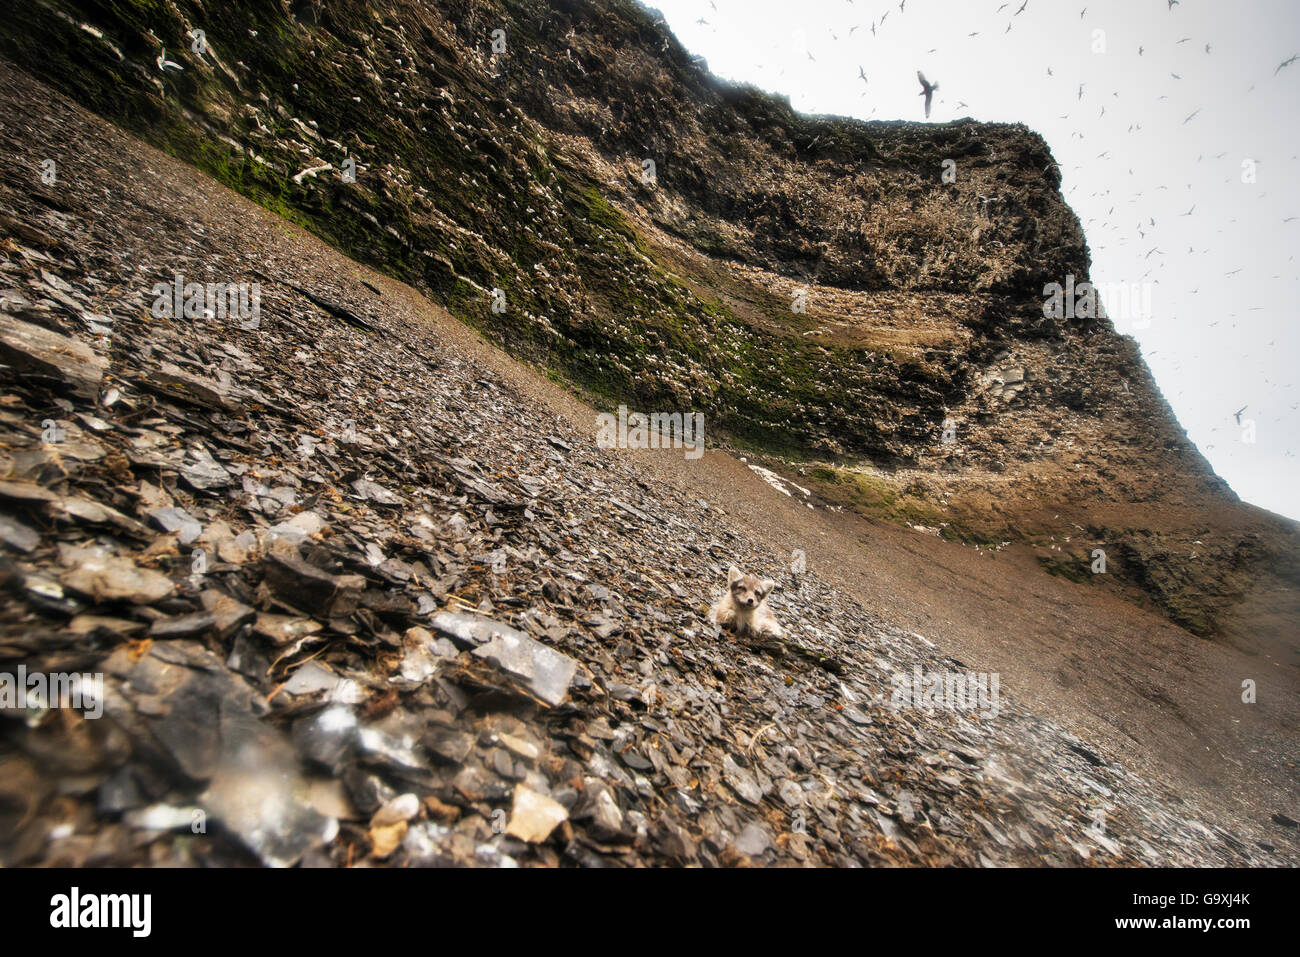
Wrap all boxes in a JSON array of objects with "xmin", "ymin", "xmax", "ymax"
[{"xmin": 644, "ymin": 0, "xmax": 1300, "ymax": 521}]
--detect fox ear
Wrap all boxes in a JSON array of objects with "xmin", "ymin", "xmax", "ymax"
[
  {"xmin": 728, "ymin": 565, "xmax": 742, "ymax": 584},
  {"xmin": 758, "ymin": 578, "xmax": 776, "ymax": 597}
]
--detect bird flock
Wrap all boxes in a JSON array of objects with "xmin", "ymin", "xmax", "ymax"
[{"xmin": 673, "ymin": 0, "xmax": 1300, "ymax": 507}]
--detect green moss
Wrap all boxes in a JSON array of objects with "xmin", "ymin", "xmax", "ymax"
[
  {"xmin": 1039, "ymin": 555, "xmax": 1094, "ymax": 585},
  {"xmin": 0, "ymin": 0, "xmax": 971, "ymax": 466}
]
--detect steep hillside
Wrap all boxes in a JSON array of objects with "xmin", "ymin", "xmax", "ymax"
[
  {"xmin": 0, "ymin": 4, "xmax": 1295, "ymax": 649},
  {"xmin": 2, "ymin": 64, "xmax": 1294, "ymax": 866}
]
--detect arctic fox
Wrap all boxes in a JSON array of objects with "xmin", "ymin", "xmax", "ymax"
[{"xmin": 709, "ymin": 565, "xmax": 785, "ymax": 639}]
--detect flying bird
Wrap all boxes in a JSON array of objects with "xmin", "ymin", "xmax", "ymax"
[
  {"xmin": 1015, "ymin": 0, "xmax": 1028, "ymax": 14},
  {"xmin": 859, "ymin": 66, "xmax": 868, "ymax": 82},
  {"xmin": 917, "ymin": 70, "xmax": 938, "ymax": 118},
  {"xmin": 1276, "ymin": 54, "xmax": 1299, "ymax": 74},
  {"xmin": 1234, "ymin": 406, "xmax": 1247, "ymax": 424},
  {"xmin": 1183, "ymin": 108, "xmax": 1200, "ymax": 123}
]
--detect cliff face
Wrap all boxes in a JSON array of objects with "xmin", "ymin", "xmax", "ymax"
[
  {"xmin": 2, "ymin": 0, "xmax": 1296, "ymax": 646},
  {"xmin": 8, "ymin": 59, "xmax": 1296, "ymax": 869}
]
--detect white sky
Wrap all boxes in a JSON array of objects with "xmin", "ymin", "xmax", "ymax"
[{"xmin": 644, "ymin": 0, "xmax": 1300, "ymax": 521}]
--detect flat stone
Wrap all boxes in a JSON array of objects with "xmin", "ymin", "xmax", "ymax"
[
  {"xmin": 423, "ymin": 728, "xmax": 474, "ymax": 765},
  {"xmin": 733, "ymin": 822, "xmax": 771, "ymax": 857},
  {"xmin": 0, "ymin": 514, "xmax": 40, "ymax": 552},
  {"xmin": 266, "ymin": 510, "xmax": 324, "ymax": 545},
  {"xmin": 181, "ymin": 448, "xmax": 232, "ymax": 491},
  {"xmin": 52, "ymin": 496, "xmax": 147, "ymax": 535},
  {"xmin": 140, "ymin": 362, "xmax": 239, "ymax": 411},
  {"xmin": 505, "ymin": 784, "xmax": 568, "ymax": 843},
  {"xmin": 252, "ymin": 613, "xmax": 322, "ymax": 645},
  {"xmin": 200, "ymin": 731, "xmax": 339, "ymax": 867},
  {"xmin": 842, "ymin": 705, "xmax": 872, "ymax": 726},
  {"xmin": 66, "ymin": 614, "xmax": 146, "ymax": 638},
  {"xmin": 262, "ymin": 551, "xmax": 364, "ymax": 617},
  {"xmin": 430, "ymin": 612, "xmax": 576, "ymax": 706},
  {"xmin": 499, "ymin": 732, "xmax": 540, "ymax": 762},
  {"xmin": 148, "ymin": 507, "xmax": 203, "ymax": 545},
  {"xmin": 58, "ymin": 544, "xmax": 174, "ymax": 605},
  {"xmin": 351, "ymin": 478, "xmax": 401, "ymax": 505},
  {"xmin": 0, "ymin": 313, "xmax": 107, "ymax": 398},
  {"xmin": 586, "ymin": 785, "xmax": 625, "ymax": 838},
  {"xmin": 0, "ymin": 480, "xmax": 57, "ymax": 503},
  {"xmin": 368, "ymin": 821, "xmax": 407, "ymax": 858},
  {"xmin": 293, "ymin": 705, "xmax": 358, "ymax": 771},
  {"xmin": 371, "ymin": 792, "xmax": 420, "ymax": 828},
  {"xmin": 148, "ymin": 612, "xmax": 217, "ymax": 639},
  {"xmin": 200, "ymin": 589, "xmax": 257, "ymax": 640},
  {"xmin": 282, "ymin": 661, "xmax": 342, "ymax": 696},
  {"xmin": 722, "ymin": 755, "xmax": 763, "ymax": 805}
]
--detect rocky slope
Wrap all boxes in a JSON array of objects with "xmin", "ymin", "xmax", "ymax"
[
  {"xmin": 2, "ymin": 63, "xmax": 1293, "ymax": 866},
  {"xmin": 3, "ymin": 0, "xmax": 1298, "ymax": 648}
]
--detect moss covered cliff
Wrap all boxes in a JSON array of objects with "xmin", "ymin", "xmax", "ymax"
[{"xmin": 3, "ymin": 0, "xmax": 1296, "ymax": 646}]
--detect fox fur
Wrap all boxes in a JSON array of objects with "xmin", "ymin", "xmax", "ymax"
[{"xmin": 709, "ymin": 565, "xmax": 785, "ymax": 639}]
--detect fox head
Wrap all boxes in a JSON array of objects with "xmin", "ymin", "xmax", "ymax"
[{"xmin": 728, "ymin": 565, "xmax": 776, "ymax": 610}]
